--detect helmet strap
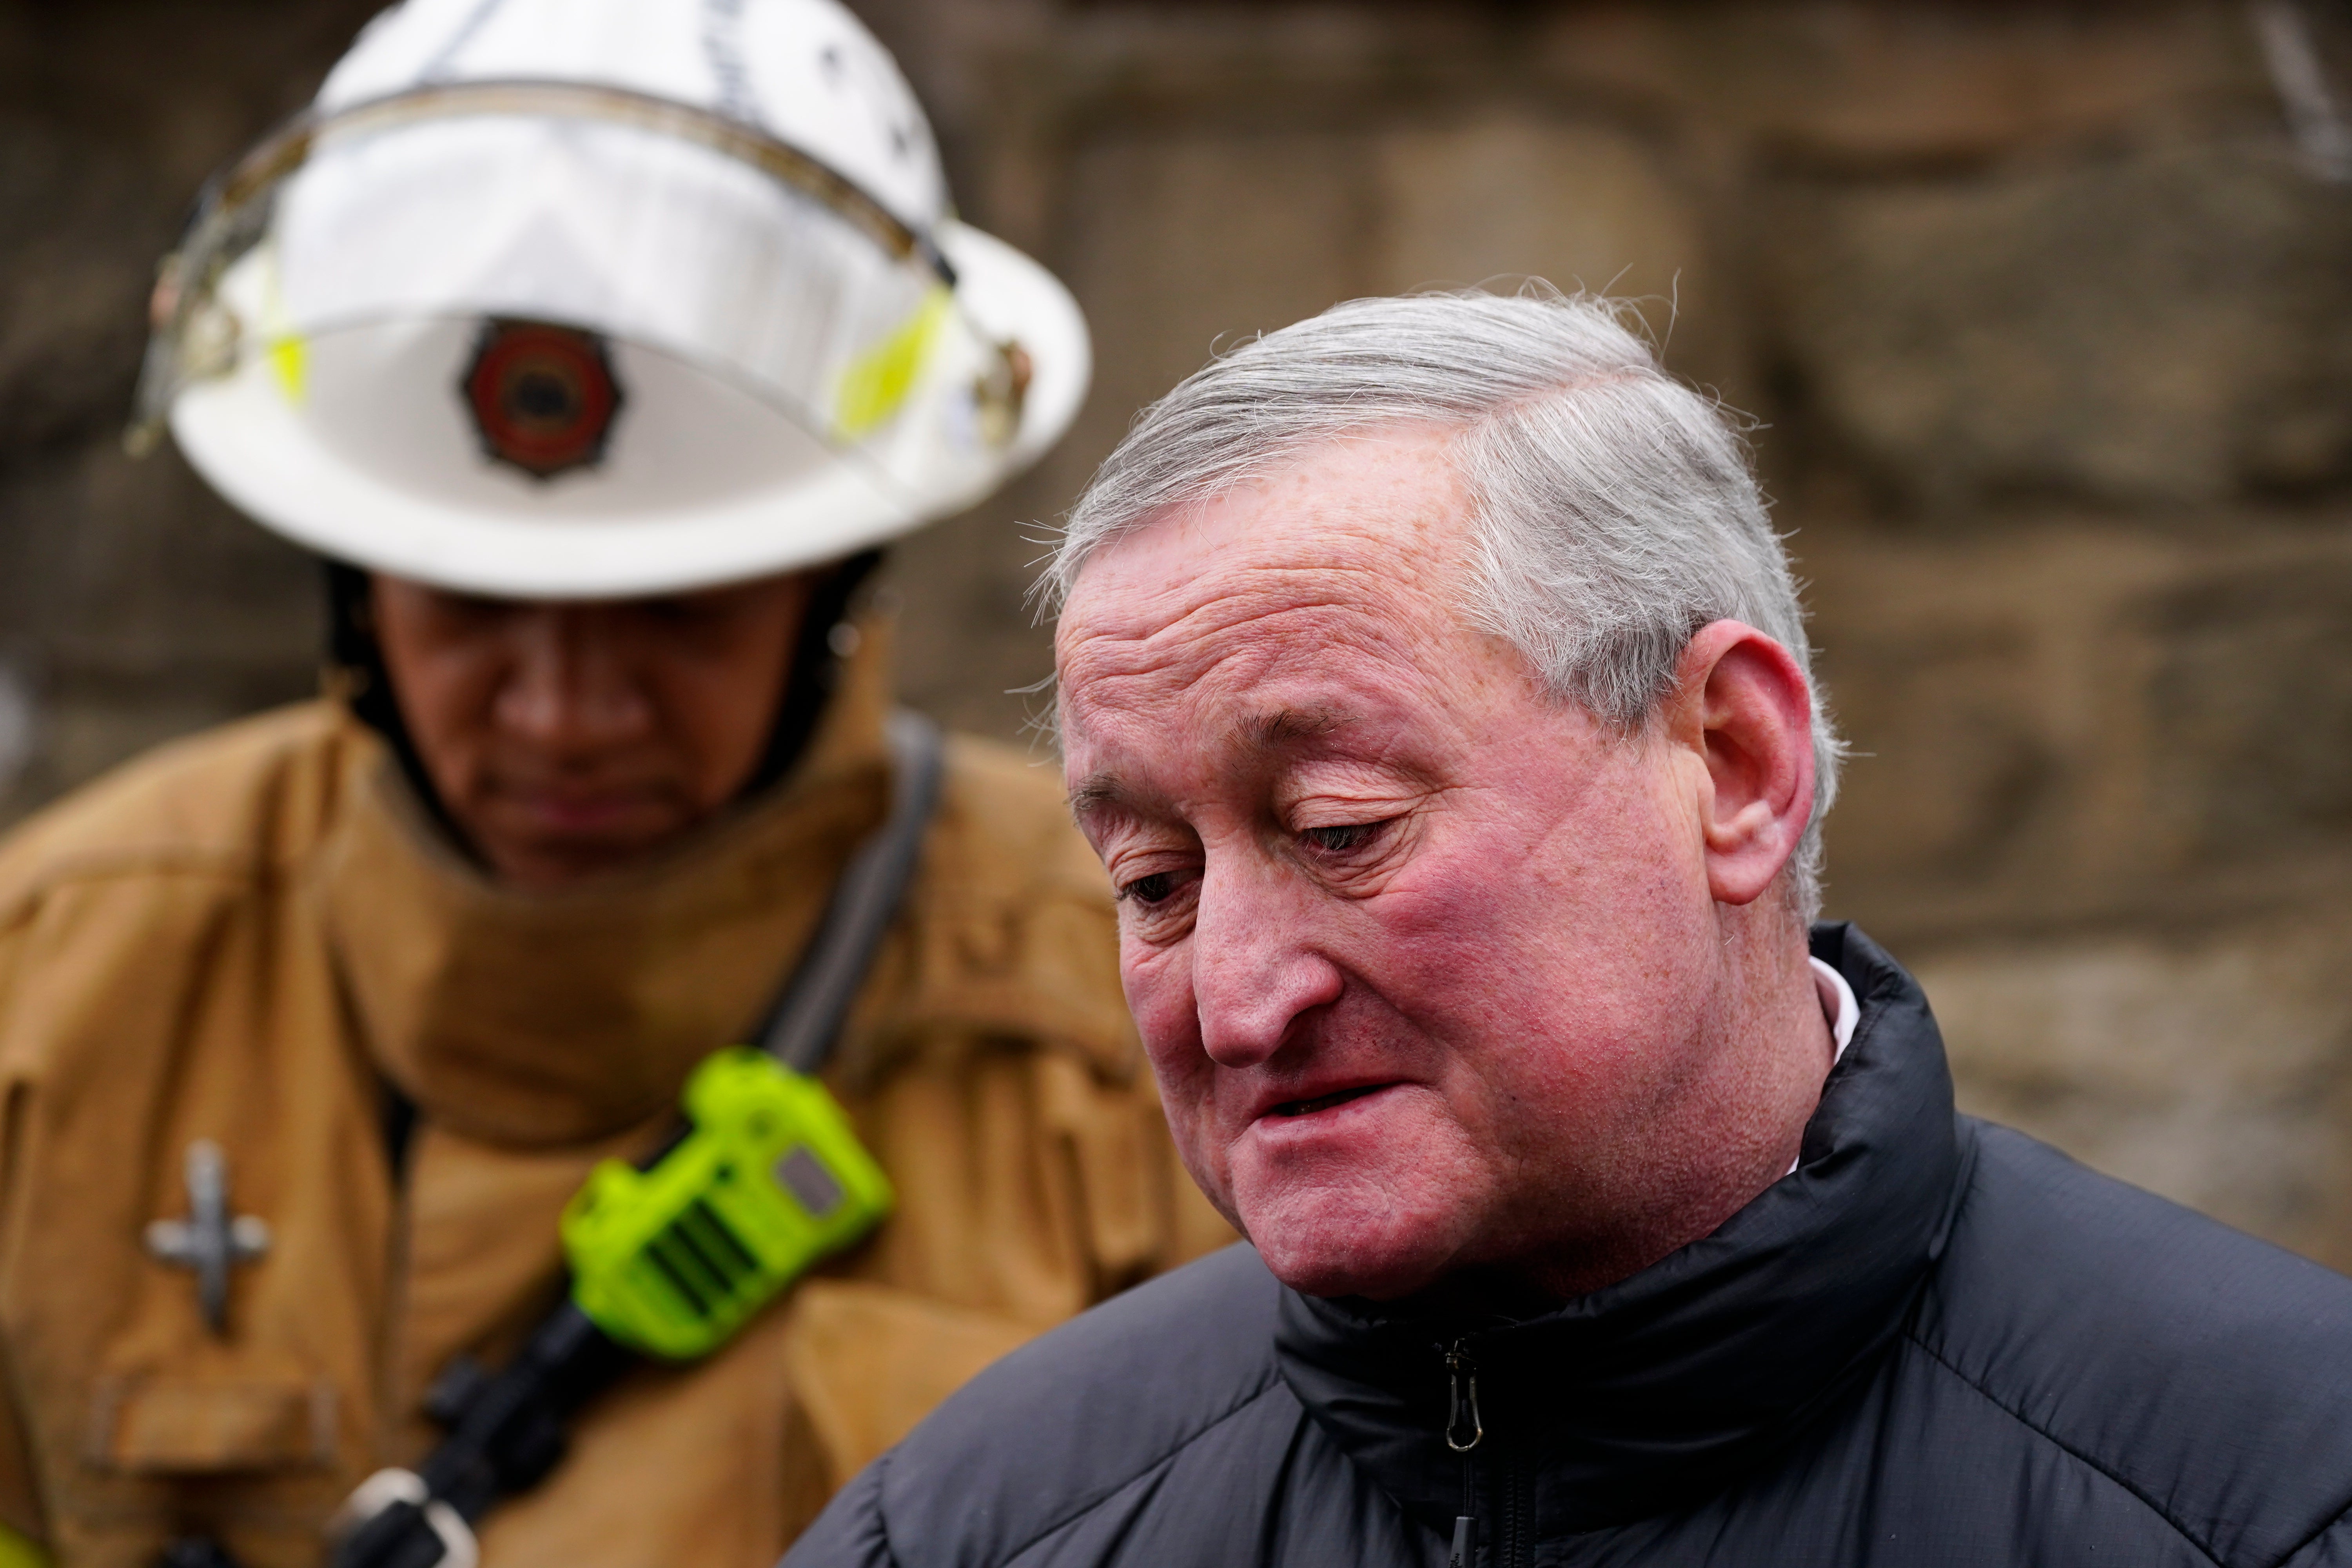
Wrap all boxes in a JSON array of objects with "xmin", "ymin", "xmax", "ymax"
[
  {"xmin": 324, "ymin": 560, "xmax": 473, "ymax": 853},
  {"xmin": 739, "ymin": 548, "xmax": 884, "ymax": 803}
]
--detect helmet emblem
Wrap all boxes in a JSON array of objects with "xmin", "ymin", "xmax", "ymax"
[{"xmin": 461, "ymin": 319, "xmax": 625, "ymax": 480}]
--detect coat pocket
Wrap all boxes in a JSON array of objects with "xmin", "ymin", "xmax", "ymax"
[{"xmin": 85, "ymin": 1375, "xmax": 336, "ymax": 1475}]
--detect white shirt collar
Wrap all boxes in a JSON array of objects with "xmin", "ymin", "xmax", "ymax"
[
  {"xmin": 1811, "ymin": 956, "xmax": 1858, "ymax": 1065},
  {"xmin": 1788, "ymin": 958, "xmax": 1859, "ymax": 1178}
]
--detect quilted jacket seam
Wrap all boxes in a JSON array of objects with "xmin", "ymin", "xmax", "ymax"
[
  {"xmin": 1906, "ymin": 1332, "xmax": 2224, "ymax": 1566},
  {"xmin": 874, "ymin": 1449, "xmax": 906, "ymax": 1568},
  {"xmin": 2277, "ymin": 1490, "xmax": 2352, "ymax": 1566},
  {"xmin": 998, "ymin": 1367, "xmax": 1292, "ymax": 1564}
]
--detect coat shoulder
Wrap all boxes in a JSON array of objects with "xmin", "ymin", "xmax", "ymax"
[
  {"xmin": 0, "ymin": 703, "xmax": 353, "ymax": 1089},
  {"xmin": 0, "ymin": 702, "xmax": 350, "ymax": 923},
  {"xmin": 788, "ymin": 1245, "xmax": 1295, "ymax": 1568},
  {"xmin": 881, "ymin": 733, "xmax": 1136, "ymax": 1079},
  {"xmin": 1922, "ymin": 1121, "xmax": 2352, "ymax": 1567},
  {"xmin": 926, "ymin": 733, "xmax": 1108, "ymax": 908}
]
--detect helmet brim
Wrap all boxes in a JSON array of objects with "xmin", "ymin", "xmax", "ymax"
[{"xmin": 169, "ymin": 219, "xmax": 1089, "ymax": 599}]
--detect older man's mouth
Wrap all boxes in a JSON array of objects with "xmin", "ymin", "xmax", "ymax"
[{"xmin": 1269, "ymin": 1084, "xmax": 1390, "ymax": 1117}]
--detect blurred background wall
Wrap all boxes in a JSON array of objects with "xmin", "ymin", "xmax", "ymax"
[{"xmin": 5, "ymin": 0, "xmax": 2352, "ymax": 1266}]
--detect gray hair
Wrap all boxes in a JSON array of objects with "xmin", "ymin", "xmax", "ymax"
[{"xmin": 1044, "ymin": 286, "xmax": 1840, "ymax": 919}]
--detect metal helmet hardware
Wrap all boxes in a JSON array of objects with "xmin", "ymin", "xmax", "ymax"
[{"xmin": 129, "ymin": 0, "xmax": 1089, "ymax": 599}]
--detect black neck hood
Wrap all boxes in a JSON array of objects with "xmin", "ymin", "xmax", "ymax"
[{"xmin": 1273, "ymin": 924, "xmax": 1971, "ymax": 1536}]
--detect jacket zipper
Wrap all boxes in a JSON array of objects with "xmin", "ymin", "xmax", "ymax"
[
  {"xmin": 1502, "ymin": 1448, "xmax": 1525, "ymax": 1567},
  {"xmin": 1445, "ymin": 1339, "xmax": 1482, "ymax": 1566}
]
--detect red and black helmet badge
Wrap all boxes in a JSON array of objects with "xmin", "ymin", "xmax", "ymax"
[{"xmin": 461, "ymin": 318, "xmax": 625, "ymax": 480}]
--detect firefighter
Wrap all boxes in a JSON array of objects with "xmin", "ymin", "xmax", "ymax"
[{"xmin": 0, "ymin": 2, "xmax": 1226, "ymax": 1564}]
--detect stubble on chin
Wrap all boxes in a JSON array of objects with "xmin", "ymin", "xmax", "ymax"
[{"xmin": 1228, "ymin": 1161, "xmax": 1478, "ymax": 1301}]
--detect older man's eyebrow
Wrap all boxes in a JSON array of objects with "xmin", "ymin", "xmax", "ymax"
[
  {"xmin": 1067, "ymin": 708, "xmax": 1361, "ymax": 820},
  {"xmin": 1067, "ymin": 773, "xmax": 1126, "ymax": 817},
  {"xmin": 1239, "ymin": 706, "xmax": 1357, "ymax": 755}
]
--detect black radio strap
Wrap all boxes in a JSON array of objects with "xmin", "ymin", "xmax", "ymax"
[
  {"xmin": 760, "ymin": 710, "xmax": 948, "ymax": 1073},
  {"xmin": 202, "ymin": 711, "xmax": 946, "ymax": 1568}
]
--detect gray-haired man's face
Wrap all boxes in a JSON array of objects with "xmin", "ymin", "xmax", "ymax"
[{"xmin": 1055, "ymin": 426, "xmax": 1832, "ymax": 1302}]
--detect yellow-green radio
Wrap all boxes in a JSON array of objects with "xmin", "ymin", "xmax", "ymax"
[{"xmin": 561, "ymin": 1047, "xmax": 895, "ymax": 1360}]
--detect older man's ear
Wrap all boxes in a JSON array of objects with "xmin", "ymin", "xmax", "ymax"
[{"xmin": 1661, "ymin": 618, "xmax": 1818, "ymax": 909}]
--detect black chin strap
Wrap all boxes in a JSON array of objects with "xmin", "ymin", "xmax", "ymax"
[
  {"xmin": 324, "ymin": 561, "xmax": 466, "ymax": 850},
  {"xmin": 742, "ymin": 549, "xmax": 882, "ymax": 799}
]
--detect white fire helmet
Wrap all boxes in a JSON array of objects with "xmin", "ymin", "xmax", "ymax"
[{"xmin": 130, "ymin": 0, "xmax": 1090, "ymax": 599}]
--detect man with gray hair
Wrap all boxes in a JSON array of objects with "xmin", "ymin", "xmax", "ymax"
[{"xmin": 784, "ymin": 290, "xmax": 2352, "ymax": 1568}]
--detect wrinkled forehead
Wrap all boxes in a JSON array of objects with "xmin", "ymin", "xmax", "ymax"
[{"xmin": 1054, "ymin": 433, "xmax": 1480, "ymax": 724}]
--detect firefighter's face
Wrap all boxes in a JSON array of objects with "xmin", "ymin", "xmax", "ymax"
[{"xmin": 371, "ymin": 572, "xmax": 815, "ymax": 888}]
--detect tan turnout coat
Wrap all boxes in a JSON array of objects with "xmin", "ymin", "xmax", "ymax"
[{"xmin": 0, "ymin": 648, "xmax": 1226, "ymax": 1568}]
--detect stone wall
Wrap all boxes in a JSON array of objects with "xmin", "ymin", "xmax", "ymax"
[
  {"xmin": 0, "ymin": 0, "xmax": 383, "ymax": 817},
  {"xmin": 5, "ymin": 0, "xmax": 2352, "ymax": 1267}
]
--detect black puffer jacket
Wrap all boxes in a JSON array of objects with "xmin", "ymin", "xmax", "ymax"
[{"xmin": 786, "ymin": 926, "xmax": 2352, "ymax": 1567}]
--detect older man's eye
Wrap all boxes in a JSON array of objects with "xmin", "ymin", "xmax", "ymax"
[
  {"xmin": 1302, "ymin": 820, "xmax": 1389, "ymax": 854},
  {"xmin": 1118, "ymin": 871, "xmax": 1178, "ymax": 905}
]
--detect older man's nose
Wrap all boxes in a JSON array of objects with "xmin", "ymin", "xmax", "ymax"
[{"xmin": 1189, "ymin": 858, "xmax": 1344, "ymax": 1069}]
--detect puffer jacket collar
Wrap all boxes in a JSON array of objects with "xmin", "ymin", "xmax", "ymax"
[{"xmin": 1273, "ymin": 924, "xmax": 1971, "ymax": 1538}]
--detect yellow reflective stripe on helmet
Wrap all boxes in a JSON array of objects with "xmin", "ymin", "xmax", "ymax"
[
  {"xmin": 261, "ymin": 242, "xmax": 305, "ymax": 406},
  {"xmin": 0, "ymin": 1523, "xmax": 50, "ymax": 1568},
  {"xmin": 834, "ymin": 288, "xmax": 949, "ymax": 441},
  {"xmin": 269, "ymin": 336, "xmax": 308, "ymax": 404}
]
